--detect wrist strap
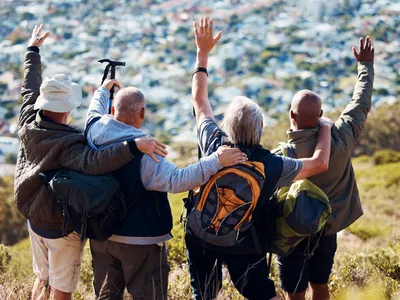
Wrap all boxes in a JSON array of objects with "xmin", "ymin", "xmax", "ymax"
[
  {"xmin": 192, "ymin": 67, "xmax": 208, "ymax": 78},
  {"xmin": 27, "ymin": 46, "xmax": 40, "ymax": 53}
]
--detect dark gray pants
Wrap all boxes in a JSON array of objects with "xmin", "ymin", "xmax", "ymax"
[{"xmin": 90, "ymin": 239, "xmax": 169, "ymax": 300}]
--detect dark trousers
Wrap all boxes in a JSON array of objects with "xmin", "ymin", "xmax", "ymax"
[
  {"xmin": 277, "ymin": 234, "xmax": 337, "ymax": 294},
  {"xmin": 90, "ymin": 239, "xmax": 169, "ymax": 300},
  {"xmin": 186, "ymin": 236, "xmax": 276, "ymax": 300}
]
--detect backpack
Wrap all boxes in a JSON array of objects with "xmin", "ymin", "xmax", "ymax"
[
  {"xmin": 185, "ymin": 155, "xmax": 271, "ymax": 248},
  {"xmin": 269, "ymin": 145, "xmax": 332, "ymax": 256},
  {"xmin": 40, "ymin": 169, "xmax": 125, "ymax": 241}
]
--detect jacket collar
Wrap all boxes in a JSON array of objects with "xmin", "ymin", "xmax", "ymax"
[
  {"xmin": 35, "ymin": 110, "xmax": 80, "ymax": 133},
  {"xmin": 287, "ymin": 127, "xmax": 319, "ymax": 144}
]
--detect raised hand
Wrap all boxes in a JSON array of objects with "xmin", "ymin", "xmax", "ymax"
[
  {"xmin": 352, "ymin": 36, "xmax": 374, "ymax": 62},
  {"xmin": 194, "ymin": 17, "xmax": 222, "ymax": 55},
  {"xmin": 28, "ymin": 24, "xmax": 50, "ymax": 48},
  {"xmin": 216, "ymin": 146, "xmax": 248, "ymax": 167},
  {"xmin": 135, "ymin": 136, "xmax": 168, "ymax": 163}
]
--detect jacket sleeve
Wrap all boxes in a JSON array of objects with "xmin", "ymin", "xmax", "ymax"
[
  {"xmin": 59, "ymin": 139, "xmax": 137, "ymax": 175},
  {"xmin": 335, "ymin": 61, "xmax": 374, "ymax": 148},
  {"xmin": 85, "ymin": 87, "xmax": 109, "ymax": 134},
  {"xmin": 19, "ymin": 51, "xmax": 42, "ymax": 131},
  {"xmin": 141, "ymin": 152, "xmax": 223, "ymax": 193}
]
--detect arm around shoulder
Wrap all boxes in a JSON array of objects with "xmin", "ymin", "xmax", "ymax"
[
  {"xmin": 59, "ymin": 139, "xmax": 136, "ymax": 175},
  {"xmin": 294, "ymin": 118, "xmax": 332, "ymax": 181}
]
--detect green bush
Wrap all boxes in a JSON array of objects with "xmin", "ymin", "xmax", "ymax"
[
  {"xmin": 352, "ymin": 155, "xmax": 370, "ymax": 164},
  {"xmin": 331, "ymin": 238, "xmax": 400, "ymax": 299},
  {"xmin": 373, "ymin": 149, "xmax": 400, "ymax": 165},
  {"xmin": 0, "ymin": 177, "xmax": 28, "ymax": 245},
  {"xmin": 0, "ymin": 244, "xmax": 11, "ymax": 270},
  {"xmin": 347, "ymin": 220, "xmax": 388, "ymax": 241}
]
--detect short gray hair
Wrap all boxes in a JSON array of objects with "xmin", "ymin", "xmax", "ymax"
[
  {"xmin": 220, "ymin": 96, "xmax": 263, "ymax": 147},
  {"xmin": 114, "ymin": 87, "xmax": 145, "ymax": 117}
]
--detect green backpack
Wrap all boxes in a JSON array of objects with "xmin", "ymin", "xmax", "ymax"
[{"xmin": 270, "ymin": 145, "xmax": 332, "ymax": 256}]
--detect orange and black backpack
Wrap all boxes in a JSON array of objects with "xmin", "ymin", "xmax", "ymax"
[{"xmin": 185, "ymin": 147, "xmax": 277, "ymax": 249}]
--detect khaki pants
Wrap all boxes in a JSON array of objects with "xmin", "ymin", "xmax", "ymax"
[
  {"xmin": 29, "ymin": 225, "xmax": 86, "ymax": 293},
  {"xmin": 90, "ymin": 239, "xmax": 169, "ymax": 300}
]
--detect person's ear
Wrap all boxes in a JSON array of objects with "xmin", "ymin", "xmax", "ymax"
[
  {"xmin": 290, "ymin": 110, "xmax": 295, "ymax": 120},
  {"xmin": 140, "ymin": 107, "xmax": 145, "ymax": 119},
  {"xmin": 320, "ymin": 110, "xmax": 323, "ymax": 118},
  {"xmin": 111, "ymin": 106, "xmax": 115, "ymax": 116},
  {"xmin": 261, "ymin": 119, "xmax": 264, "ymax": 128}
]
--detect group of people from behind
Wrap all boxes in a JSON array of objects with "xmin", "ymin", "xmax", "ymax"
[{"xmin": 15, "ymin": 16, "xmax": 374, "ymax": 300}]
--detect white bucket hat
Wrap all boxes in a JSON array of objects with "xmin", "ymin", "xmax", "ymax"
[{"xmin": 34, "ymin": 74, "xmax": 82, "ymax": 113}]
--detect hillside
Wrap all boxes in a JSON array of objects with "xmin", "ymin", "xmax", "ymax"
[
  {"xmin": 0, "ymin": 150, "xmax": 400, "ymax": 299},
  {"xmin": 1, "ymin": 103, "xmax": 400, "ymax": 299}
]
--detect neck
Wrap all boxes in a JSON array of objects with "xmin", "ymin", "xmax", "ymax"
[
  {"xmin": 114, "ymin": 115, "xmax": 140, "ymax": 129},
  {"xmin": 43, "ymin": 110, "xmax": 68, "ymax": 124}
]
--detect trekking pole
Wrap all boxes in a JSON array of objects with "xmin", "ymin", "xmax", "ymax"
[{"xmin": 98, "ymin": 59, "xmax": 126, "ymax": 113}]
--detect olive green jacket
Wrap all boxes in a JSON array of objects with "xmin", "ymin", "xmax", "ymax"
[
  {"xmin": 274, "ymin": 61, "xmax": 374, "ymax": 235},
  {"xmin": 15, "ymin": 51, "xmax": 136, "ymax": 229}
]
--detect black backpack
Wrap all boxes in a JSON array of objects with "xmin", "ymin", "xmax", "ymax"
[{"xmin": 40, "ymin": 169, "xmax": 126, "ymax": 241}]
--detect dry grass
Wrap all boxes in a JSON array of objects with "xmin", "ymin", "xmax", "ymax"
[{"xmin": 1, "ymin": 154, "xmax": 400, "ymax": 299}]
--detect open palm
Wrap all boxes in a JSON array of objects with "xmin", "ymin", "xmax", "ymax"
[{"xmin": 194, "ymin": 17, "xmax": 222, "ymax": 55}]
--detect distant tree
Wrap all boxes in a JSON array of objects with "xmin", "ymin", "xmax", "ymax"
[
  {"xmin": 249, "ymin": 63, "xmax": 264, "ymax": 75},
  {"xmin": 149, "ymin": 79, "xmax": 160, "ymax": 87},
  {"xmin": 4, "ymin": 108, "xmax": 15, "ymax": 119},
  {"xmin": 260, "ymin": 50, "xmax": 275, "ymax": 65},
  {"xmin": 224, "ymin": 58, "xmax": 238, "ymax": 72},
  {"xmin": 376, "ymin": 88, "xmax": 389, "ymax": 96},
  {"xmin": 20, "ymin": 12, "xmax": 34, "ymax": 21},
  {"xmin": 4, "ymin": 153, "xmax": 17, "ymax": 164},
  {"xmin": 176, "ymin": 26, "xmax": 189, "ymax": 35},
  {"xmin": 229, "ymin": 14, "xmax": 240, "ymax": 28},
  {"xmin": 0, "ymin": 82, "xmax": 7, "ymax": 94},
  {"xmin": 159, "ymin": 16, "xmax": 169, "ymax": 26}
]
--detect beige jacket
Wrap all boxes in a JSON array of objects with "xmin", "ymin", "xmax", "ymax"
[
  {"xmin": 275, "ymin": 62, "xmax": 374, "ymax": 235},
  {"xmin": 15, "ymin": 50, "xmax": 136, "ymax": 229}
]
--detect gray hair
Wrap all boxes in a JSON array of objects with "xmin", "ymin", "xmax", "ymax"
[
  {"xmin": 220, "ymin": 96, "xmax": 263, "ymax": 147},
  {"xmin": 114, "ymin": 87, "xmax": 145, "ymax": 117}
]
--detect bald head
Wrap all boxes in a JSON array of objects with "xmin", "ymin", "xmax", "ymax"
[
  {"xmin": 112, "ymin": 87, "xmax": 146, "ymax": 128},
  {"xmin": 290, "ymin": 90, "xmax": 322, "ymax": 130}
]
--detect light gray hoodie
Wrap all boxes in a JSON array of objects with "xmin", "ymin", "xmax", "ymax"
[{"xmin": 85, "ymin": 87, "xmax": 224, "ymax": 244}]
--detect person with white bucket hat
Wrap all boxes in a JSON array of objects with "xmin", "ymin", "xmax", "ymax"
[{"xmin": 14, "ymin": 24, "xmax": 166, "ymax": 300}]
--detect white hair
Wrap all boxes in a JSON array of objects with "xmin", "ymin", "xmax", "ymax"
[
  {"xmin": 220, "ymin": 96, "xmax": 263, "ymax": 147},
  {"xmin": 114, "ymin": 87, "xmax": 145, "ymax": 117}
]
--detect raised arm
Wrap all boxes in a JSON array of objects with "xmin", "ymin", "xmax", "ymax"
[
  {"xmin": 192, "ymin": 17, "xmax": 222, "ymax": 126},
  {"xmin": 293, "ymin": 117, "xmax": 333, "ymax": 181},
  {"xmin": 141, "ymin": 146, "xmax": 247, "ymax": 193},
  {"xmin": 19, "ymin": 24, "xmax": 50, "ymax": 131},
  {"xmin": 85, "ymin": 79, "xmax": 121, "ymax": 131},
  {"xmin": 84, "ymin": 78, "xmax": 168, "ymax": 162},
  {"xmin": 335, "ymin": 36, "xmax": 374, "ymax": 147}
]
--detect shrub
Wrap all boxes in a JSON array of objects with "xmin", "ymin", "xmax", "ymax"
[
  {"xmin": 373, "ymin": 149, "xmax": 400, "ymax": 165},
  {"xmin": 0, "ymin": 177, "xmax": 28, "ymax": 245},
  {"xmin": 347, "ymin": 221, "xmax": 387, "ymax": 241},
  {"xmin": 4, "ymin": 153, "xmax": 17, "ymax": 164},
  {"xmin": 0, "ymin": 244, "xmax": 11, "ymax": 270},
  {"xmin": 352, "ymin": 155, "xmax": 370, "ymax": 164},
  {"xmin": 330, "ymin": 237, "xmax": 400, "ymax": 299}
]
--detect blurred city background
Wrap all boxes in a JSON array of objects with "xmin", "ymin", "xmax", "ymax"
[{"xmin": 0, "ymin": 0, "xmax": 399, "ymax": 169}]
